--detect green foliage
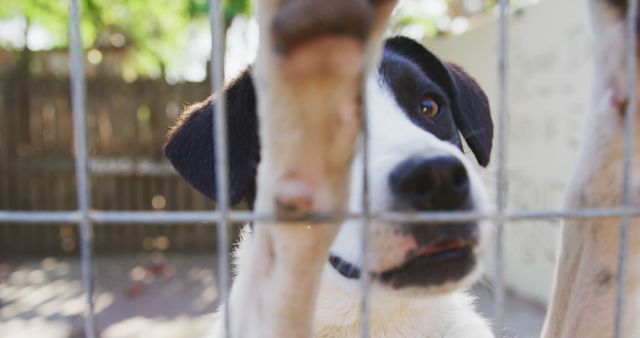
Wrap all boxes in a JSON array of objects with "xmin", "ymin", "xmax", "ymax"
[
  {"xmin": 187, "ymin": 0, "xmax": 251, "ymax": 20},
  {"xmin": 0, "ymin": 0, "xmax": 251, "ymax": 77},
  {"xmin": 1, "ymin": 0, "xmax": 535, "ymax": 78},
  {"xmin": 391, "ymin": 0, "xmax": 538, "ymax": 38}
]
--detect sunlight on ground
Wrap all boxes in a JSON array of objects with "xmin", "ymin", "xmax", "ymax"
[
  {"xmin": 0, "ymin": 255, "xmax": 216, "ymax": 338},
  {"xmin": 1, "ymin": 255, "xmax": 543, "ymax": 338},
  {"xmin": 102, "ymin": 316, "xmax": 210, "ymax": 338},
  {"xmin": 1, "ymin": 318, "xmax": 73, "ymax": 338}
]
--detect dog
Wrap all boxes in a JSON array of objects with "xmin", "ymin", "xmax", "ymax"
[
  {"xmin": 541, "ymin": 0, "xmax": 640, "ymax": 337},
  {"xmin": 165, "ymin": 34, "xmax": 494, "ymax": 337}
]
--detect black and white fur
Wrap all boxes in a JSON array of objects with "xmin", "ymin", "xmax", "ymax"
[{"xmin": 165, "ymin": 36, "xmax": 494, "ymax": 337}]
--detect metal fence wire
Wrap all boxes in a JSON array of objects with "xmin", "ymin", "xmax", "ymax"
[{"xmin": 0, "ymin": 0, "xmax": 637, "ymax": 338}]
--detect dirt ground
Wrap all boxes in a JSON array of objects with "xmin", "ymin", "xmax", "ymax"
[{"xmin": 0, "ymin": 254, "xmax": 545, "ymax": 338}]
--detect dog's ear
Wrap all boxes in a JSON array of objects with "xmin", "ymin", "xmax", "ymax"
[
  {"xmin": 384, "ymin": 36, "xmax": 493, "ymax": 167},
  {"xmin": 443, "ymin": 63, "xmax": 493, "ymax": 167},
  {"xmin": 164, "ymin": 68, "xmax": 259, "ymax": 206}
]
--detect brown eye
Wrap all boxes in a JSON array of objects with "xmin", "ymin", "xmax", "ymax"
[{"xmin": 420, "ymin": 97, "xmax": 439, "ymax": 118}]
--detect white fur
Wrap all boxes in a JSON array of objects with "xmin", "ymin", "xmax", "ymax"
[
  {"xmin": 209, "ymin": 74, "xmax": 493, "ymax": 338},
  {"xmin": 328, "ymin": 75, "xmax": 491, "ymax": 296}
]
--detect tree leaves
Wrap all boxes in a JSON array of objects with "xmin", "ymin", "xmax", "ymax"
[{"xmin": 0, "ymin": 0, "xmax": 251, "ymax": 79}]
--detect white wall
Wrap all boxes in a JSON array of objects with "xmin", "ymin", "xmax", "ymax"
[{"xmin": 425, "ymin": 0, "xmax": 593, "ymax": 304}]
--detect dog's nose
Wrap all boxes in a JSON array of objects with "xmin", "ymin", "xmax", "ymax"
[{"xmin": 389, "ymin": 156, "xmax": 470, "ymax": 210}]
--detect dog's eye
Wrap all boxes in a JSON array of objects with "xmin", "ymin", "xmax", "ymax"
[{"xmin": 420, "ymin": 97, "xmax": 439, "ymax": 118}]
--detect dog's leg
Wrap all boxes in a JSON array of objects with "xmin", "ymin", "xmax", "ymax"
[
  {"xmin": 542, "ymin": 1, "xmax": 640, "ymax": 337},
  {"xmin": 224, "ymin": 1, "xmax": 397, "ymax": 337}
]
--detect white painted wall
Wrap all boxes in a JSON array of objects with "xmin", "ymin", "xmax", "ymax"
[{"xmin": 425, "ymin": 0, "xmax": 593, "ymax": 305}]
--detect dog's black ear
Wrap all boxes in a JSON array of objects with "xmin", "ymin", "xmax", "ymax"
[
  {"xmin": 444, "ymin": 63, "xmax": 493, "ymax": 167},
  {"xmin": 384, "ymin": 36, "xmax": 493, "ymax": 167},
  {"xmin": 164, "ymin": 68, "xmax": 259, "ymax": 205}
]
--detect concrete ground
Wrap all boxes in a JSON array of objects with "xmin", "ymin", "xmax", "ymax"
[{"xmin": 0, "ymin": 254, "xmax": 545, "ymax": 338}]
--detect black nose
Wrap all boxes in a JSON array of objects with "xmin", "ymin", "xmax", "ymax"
[{"xmin": 389, "ymin": 156, "xmax": 470, "ymax": 210}]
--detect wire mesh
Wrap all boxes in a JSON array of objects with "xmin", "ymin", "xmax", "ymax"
[
  {"xmin": 5, "ymin": 207, "xmax": 640, "ymax": 225},
  {"xmin": 614, "ymin": 0, "xmax": 638, "ymax": 336},
  {"xmin": 359, "ymin": 60, "xmax": 372, "ymax": 338},
  {"xmin": 493, "ymin": 0, "xmax": 510, "ymax": 336},
  {"xmin": 0, "ymin": 1, "xmax": 637, "ymax": 337},
  {"xmin": 68, "ymin": 0, "xmax": 96, "ymax": 337},
  {"xmin": 208, "ymin": 0, "xmax": 231, "ymax": 337}
]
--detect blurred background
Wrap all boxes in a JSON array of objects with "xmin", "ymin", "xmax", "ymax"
[{"xmin": 0, "ymin": 0, "xmax": 590, "ymax": 337}]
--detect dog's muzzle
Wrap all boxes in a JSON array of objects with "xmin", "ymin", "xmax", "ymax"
[
  {"xmin": 329, "ymin": 155, "xmax": 480, "ymax": 288},
  {"xmin": 385, "ymin": 155, "xmax": 478, "ymax": 287}
]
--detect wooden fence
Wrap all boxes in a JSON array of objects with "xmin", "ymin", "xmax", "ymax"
[{"xmin": 0, "ymin": 72, "xmax": 237, "ymax": 256}]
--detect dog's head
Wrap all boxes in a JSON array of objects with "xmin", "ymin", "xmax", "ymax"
[{"xmin": 164, "ymin": 36, "xmax": 493, "ymax": 296}]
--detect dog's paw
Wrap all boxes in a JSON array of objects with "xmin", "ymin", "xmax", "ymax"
[
  {"xmin": 252, "ymin": 0, "xmax": 401, "ymax": 219},
  {"xmin": 271, "ymin": 0, "xmax": 373, "ymax": 55}
]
